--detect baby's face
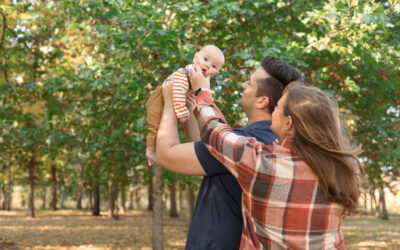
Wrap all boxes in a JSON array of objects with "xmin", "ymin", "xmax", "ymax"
[{"xmin": 194, "ymin": 46, "xmax": 225, "ymax": 78}]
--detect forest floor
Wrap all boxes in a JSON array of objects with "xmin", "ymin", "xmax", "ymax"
[{"xmin": 0, "ymin": 209, "xmax": 399, "ymax": 249}]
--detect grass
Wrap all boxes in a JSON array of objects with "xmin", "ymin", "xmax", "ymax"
[
  {"xmin": 0, "ymin": 210, "xmax": 187, "ymax": 250},
  {"xmin": 342, "ymin": 215, "xmax": 400, "ymax": 249},
  {"xmin": 0, "ymin": 210, "xmax": 399, "ymax": 249}
]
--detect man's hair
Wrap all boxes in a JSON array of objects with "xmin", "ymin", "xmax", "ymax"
[{"xmin": 256, "ymin": 56, "xmax": 302, "ymax": 113}]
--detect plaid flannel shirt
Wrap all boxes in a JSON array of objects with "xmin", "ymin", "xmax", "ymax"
[{"xmin": 193, "ymin": 90, "xmax": 346, "ymax": 250}]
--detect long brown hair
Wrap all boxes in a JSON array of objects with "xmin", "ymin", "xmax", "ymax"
[{"xmin": 284, "ymin": 83, "xmax": 364, "ymax": 213}]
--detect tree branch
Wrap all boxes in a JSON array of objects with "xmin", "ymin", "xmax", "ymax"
[
  {"xmin": 305, "ymin": 32, "xmax": 338, "ymax": 50},
  {"xmin": 0, "ymin": 11, "xmax": 6, "ymax": 51},
  {"xmin": 6, "ymin": 26, "xmax": 32, "ymax": 52},
  {"xmin": 0, "ymin": 12, "xmax": 9, "ymax": 82},
  {"xmin": 0, "ymin": 11, "xmax": 32, "ymax": 52}
]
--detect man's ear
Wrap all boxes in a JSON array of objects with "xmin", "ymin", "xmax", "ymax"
[{"xmin": 256, "ymin": 96, "xmax": 270, "ymax": 109}]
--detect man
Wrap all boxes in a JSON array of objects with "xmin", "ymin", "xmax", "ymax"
[{"xmin": 155, "ymin": 56, "xmax": 301, "ymax": 249}]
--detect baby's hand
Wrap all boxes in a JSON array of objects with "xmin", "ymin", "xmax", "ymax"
[
  {"xmin": 146, "ymin": 146, "xmax": 157, "ymax": 166},
  {"xmin": 179, "ymin": 116, "xmax": 189, "ymax": 123}
]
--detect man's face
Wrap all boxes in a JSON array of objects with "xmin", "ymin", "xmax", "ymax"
[{"xmin": 239, "ymin": 67, "xmax": 270, "ymax": 114}]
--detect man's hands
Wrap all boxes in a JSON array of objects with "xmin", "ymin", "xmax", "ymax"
[
  {"xmin": 146, "ymin": 146, "xmax": 156, "ymax": 166},
  {"xmin": 190, "ymin": 64, "xmax": 210, "ymax": 91}
]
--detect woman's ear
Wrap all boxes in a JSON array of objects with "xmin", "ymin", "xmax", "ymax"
[{"xmin": 284, "ymin": 115, "xmax": 295, "ymax": 137}]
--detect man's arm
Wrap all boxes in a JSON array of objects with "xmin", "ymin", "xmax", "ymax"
[{"xmin": 156, "ymin": 81, "xmax": 206, "ymax": 176}]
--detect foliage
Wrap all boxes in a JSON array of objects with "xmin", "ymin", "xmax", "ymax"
[{"xmin": 0, "ymin": 0, "xmax": 399, "ymax": 208}]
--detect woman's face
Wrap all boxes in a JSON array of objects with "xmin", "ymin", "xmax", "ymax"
[{"xmin": 271, "ymin": 93, "xmax": 288, "ymax": 139}]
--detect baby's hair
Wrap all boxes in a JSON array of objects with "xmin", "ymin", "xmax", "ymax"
[{"xmin": 199, "ymin": 45, "xmax": 225, "ymax": 63}]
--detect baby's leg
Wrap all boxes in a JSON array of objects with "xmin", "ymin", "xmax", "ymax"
[
  {"xmin": 146, "ymin": 86, "xmax": 163, "ymax": 165},
  {"xmin": 145, "ymin": 76, "xmax": 173, "ymax": 165}
]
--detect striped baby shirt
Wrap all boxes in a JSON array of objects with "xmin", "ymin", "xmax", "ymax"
[{"xmin": 172, "ymin": 64, "xmax": 196, "ymax": 118}]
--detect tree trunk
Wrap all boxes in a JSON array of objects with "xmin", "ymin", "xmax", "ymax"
[
  {"xmin": 379, "ymin": 188, "xmax": 389, "ymax": 220},
  {"xmin": 59, "ymin": 182, "xmax": 65, "ymax": 209},
  {"xmin": 370, "ymin": 188, "xmax": 376, "ymax": 215},
  {"xmin": 369, "ymin": 191, "xmax": 374, "ymax": 215},
  {"xmin": 76, "ymin": 163, "xmax": 83, "ymax": 210},
  {"xmin": 92, "ymin": 181, "xmax": 100, "ymax": 216},
  {"xmin": 163, "ymin": 188, "xmax": 168, "ymax": 210},
  {"xmin": 107, "ymin": 178, "xmax": 119, "ymax": 220},
  {"xmin": 148, "ymin": 182, "xmax": 153, "ymax": 211},
  {"xmin": 152, "ymin": 164, "xmax": 163, "ymax": 250},
  {"xmin": 27, "ymin": 156, "xmax": 36, "ymax": 218},
  {"xmin": 114, "ymin": 179, "xmax": 119, "ymax": 219},
  {"xmin": 129, "ymin": 183, "xmax": 134, "ymax": 210},
  {"xmin": 169, "ymin": 183, "xmax": 178, "ymax": 218},
  {"xmin": 179, "ymin": 186, "xmax": 184, "ymax": 213},
  {"xmin": 107, "ymin": 178, "xmax": 114, "ymax": 218},
  {"xmin": 76, "ymin": 188, "xmax": 82, "ymax": 210},
  {"xmin": 135, "ymin": 187, "xmax": 141, "ymax": 209},
  {"xmin": 2, "ymin": 183, "xmax": 7, "ymax": 210},
  {"xmin": 108, "ymin": 179, "xmax": 114, "ymax": 218},
  {"xmin": 0, "ymin": 184, "xmax": 2, "ymax": 210},
  {"xmin": 120, "ymin": 181, "xmax": 126, "ymax": 213},
  {"xmin": 373, "ymin": 189, "xmax": 380, "ymax": 217},
  {"xmin": 50, "ymin": 164, "xmax": 57, "ymax": 211},
  {"xmin": 41, "ymin": 182, "xmax": 47, "ymax": 209},
  {"xmin": 129, "ymin": 176, "xmax": 135, "ymax": 210},
  {"xmin": 6, "ymin": 163, "xmax": 12, "ymax": 211},
  {"xmin": 185, "ymin": 184, "xmax": 195, "ymax": 226},
  {"xmin": 88, "ymin": 184, "xmax": 93, "ymax": 210},
  {"xmin": 21, "ymin": 194, "xmax": 26, "ymax": 208},
  {"xmin": 362, "ymin": 192, "xmax": 368, "ymax": 215}
]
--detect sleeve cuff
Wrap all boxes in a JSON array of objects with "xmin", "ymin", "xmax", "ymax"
[{"xmin": 195, "ymin": 88, "xmax": 211, "ymax": 102}]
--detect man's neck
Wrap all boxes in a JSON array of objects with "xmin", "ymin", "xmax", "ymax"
[{"xmin": 247, "ymin": 112, "xmax": 272, "ymax": 125}]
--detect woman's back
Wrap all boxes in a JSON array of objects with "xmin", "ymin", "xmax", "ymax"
[
  {"xmin": 192, "ymin": 83, "xmax": 362, "ymax": 250},
  {"xmin": 238, "ymin": 139, "xmax": 345, "ymax": 249}
]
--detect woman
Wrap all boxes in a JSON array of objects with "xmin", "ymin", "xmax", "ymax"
[{"xmin": 187, "ymin": 65, "xmax": 364, "ymax": 249}]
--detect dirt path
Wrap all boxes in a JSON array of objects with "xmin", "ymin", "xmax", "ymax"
[{"xmin": 0, "ymin": 210, "xmax": 399, "ymax": 249}]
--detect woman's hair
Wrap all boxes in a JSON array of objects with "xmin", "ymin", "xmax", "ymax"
[{"xmin": 284, "ymin": 83, "xmax": 364, "ymax": 213}]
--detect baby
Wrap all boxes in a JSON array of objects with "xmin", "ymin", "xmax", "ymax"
[{"xmin": 146, "ymin": 45, "xmax": 225, "ymax": 165}]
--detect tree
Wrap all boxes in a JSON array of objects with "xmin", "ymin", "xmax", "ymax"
[
  {"xmin": 152, "ymin": 164, "xmax": 163, "ymax": 250},
  {"xmin": 0, "ymin": 0, "xmax": 398, "ymax": 241}
]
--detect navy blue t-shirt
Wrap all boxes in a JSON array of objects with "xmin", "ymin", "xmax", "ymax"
[{"xmin": 185, "ymin": 121, "xmax": 278, "ymax": 250}]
